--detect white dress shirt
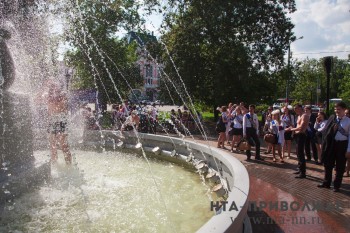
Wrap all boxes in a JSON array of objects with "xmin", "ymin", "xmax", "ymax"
[
  {"xmin": 281, "ymin": 114, "xmax": 295, "ymax": 127},
  {"xmin": 233, "ymin": 114, "xmax": 243, "ymax": 129},
  {"xmin": 270, "ymin": 120, "xmax": 285, "ymax": 145},
  {"xmin": 243, "ymin": 112, "xmax": 259, "ymax": 136},
  {"xmin": 334, "ymin": 116, "xmax": 350, "ymax": 152}
]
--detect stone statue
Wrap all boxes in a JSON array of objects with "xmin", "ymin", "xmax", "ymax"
[{"xmin": 0, "ymin": 28, "xmax": 44, "ymax": 211}]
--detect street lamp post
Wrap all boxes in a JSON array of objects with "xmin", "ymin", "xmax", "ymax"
[
  {"xmin": 65, "ymin": 68, "xmax": 73, "ymax": 91},
  {"xmin": 286, "ymin": 45, "xmax": 291, "ymax": 104},
  {"xmin": 286, "ymin": 36, "xmax": 303, "ymax": 105}
]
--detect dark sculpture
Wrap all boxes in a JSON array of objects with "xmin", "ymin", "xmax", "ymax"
[
  {"xmin": 0, "ymin": 28, "xmax": 48, "ymax": 214},
  {"xmin": 0, "ymin": 29, "xmax": 15, "ymax": 90}
]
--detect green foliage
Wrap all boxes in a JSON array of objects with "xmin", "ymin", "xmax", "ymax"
[
  {"xmin": 201, "ymin": 112, "xmax": 214, "ymax": 122},
  {"xmin": 338, "ymin": 65, "xmax": 350, "ymax": 105},
  {"xmin": 159, "ymin": 0, "xmax": 296, "ymax": 107},
  {"xmin": 291, "ymin": 99, "xmax": 302, "ymax": 106},
  {"xmin": 60, "ymin": 0, "xmax": 350, "ymax": 111},
  {"xmin": 290, "ymin": 57, "xmax": 350, "ymax": 106},
  {"xmin": 291, "ymin": 58, "xmax": 323, "ymax": 104},
  {"xmin": 193, "ymin": 101, "xmax": 212, "ymax": 113},
  {"xmin": 255, "ymin": 104, "xmax": 270, "ymax": 114}
]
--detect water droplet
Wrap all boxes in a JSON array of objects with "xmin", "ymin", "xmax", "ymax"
[
  {"xmin": 7, "ymin": 173, "xmax": 11, "ymax": 176},
  {"xmin": 4, "ymin": 190, "xmax": 10, "ymax": 194}
]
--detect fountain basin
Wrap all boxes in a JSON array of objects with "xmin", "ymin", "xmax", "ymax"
[
  {"xmin": 1, "ymin": 149, "xmax": 213, "ymax": 232},
  {"xmin": 79, "ymin": 131, "xmax": 251, "ymax": 233}
]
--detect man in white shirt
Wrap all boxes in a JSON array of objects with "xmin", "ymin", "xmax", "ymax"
[
  {"xmin": 317, "ymin": 102, "xmax": 350, "ymax": 192},
  {"xmin": 243, "ymin": 105, "xmax": 263, "ymax": 161}
]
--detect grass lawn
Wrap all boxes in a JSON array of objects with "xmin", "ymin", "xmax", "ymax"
[{"xmin": 202, "ymin": 112, "xmax": 214, "ymax": 121}]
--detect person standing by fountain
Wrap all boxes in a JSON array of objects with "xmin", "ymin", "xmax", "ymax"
[
  {"xmin": 314, "ymin": 111, "xmax": 327, "ymax": 163},
  {"xmin": 230, "ymin": 106, "xmax": 243, "ymax": 152},
  {"xmin": 243, "ymin": 104, "xmax": 263, "ymax": 160},
  {"xmin": 317, "ymin": 102, "xmax": 350, "ymax": 192},
  {"xmin": 345, "ymin": 109, "xmax": 350, "ymax": 177},
  {"xmin": 269, "ymin": 110, "xmax": 285, "ymax": 163},
  {"xmin": 216, "ymin": 106, "xmax": 228, "ymax": 149},
  {"xmin": 281, "ymin": 106, "xmax": 295, "ymax": 159},
  {"xmin": 285, "ymin": 104, "xmax": 309, "ymax": 178},
  {"xmin": 44, "ymin": 81, "xmax": 72, "ymax": 164}
]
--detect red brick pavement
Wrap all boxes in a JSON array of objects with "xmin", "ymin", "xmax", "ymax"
[{"xmin": 190, "ymin": 136, "xmax": 350, "ymax": 233}]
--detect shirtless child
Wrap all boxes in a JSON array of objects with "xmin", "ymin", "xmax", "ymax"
[
  {"xmin": 42, "ymin": 81, "xmax": 72, "ymax": 164},
  {"xmin": 121, "ymin": 110, "xmax": 140, "ymax": 133}
]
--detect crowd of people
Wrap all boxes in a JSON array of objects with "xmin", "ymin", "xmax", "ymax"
[
  {"xmin": 79, "ymin": 101, "xmax": 204, "ymax": 135},
  {"xmin": 216, "ymin": 101, "xmax": 350, "ymax": 192},
  {"xmin": 110, "ymin": 100, "xmax": 158, "ymax": 134},
  {"xmin": 168, "ymin": 108, "xmax": 203, "ymax": 133}
]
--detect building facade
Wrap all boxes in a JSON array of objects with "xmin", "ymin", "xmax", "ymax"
[{"xmin": 127, "ymin": 31, "xmax": 161, "ymax": 101}]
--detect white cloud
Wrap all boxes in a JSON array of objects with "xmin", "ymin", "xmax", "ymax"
[{"xmin": 291, "ymin": 0, "xmax": 350, "ymax": 59}]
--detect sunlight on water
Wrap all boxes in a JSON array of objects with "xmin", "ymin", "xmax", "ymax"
[{"xmin": 0, "ymin": 150, "xmax": 213, "ymax": 232}]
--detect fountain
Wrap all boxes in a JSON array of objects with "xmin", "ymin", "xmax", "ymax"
[{"xmin": 0, "ymin": 1, "xmax": 250, "ymax": 232}]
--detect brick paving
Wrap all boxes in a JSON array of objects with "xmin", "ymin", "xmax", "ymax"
[{"xmin": 188, "ymin": 135, "xmax": 350, "ymax": 233}]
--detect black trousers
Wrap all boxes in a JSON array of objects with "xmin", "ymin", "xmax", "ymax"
[
  {"xmin": 245, "ymin": 127, "xmax": 261, "ymax": 159},
  {"xmin": 295, "ymin": 133, "xmax": 307, "ymax": 174},
  {"xmin": 323, "ymin": 140, "xmax": 347, "ymax": 189},
  {"xmin": 305, "ymin": 134, "xmax": 318, "ymax": 161}
]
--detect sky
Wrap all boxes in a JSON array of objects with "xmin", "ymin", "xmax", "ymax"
[
  {"xmin": 143, "ymin": 0, "xmax": 350, "ymax": 61},
  {"xmin": 288, "ymin": 0, "xmax": 350, "ymax": 60}
]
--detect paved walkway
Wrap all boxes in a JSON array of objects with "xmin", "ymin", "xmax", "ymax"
[{"xmin": 189, "ymin": 136, "xmax": 350, "ymax": 233}]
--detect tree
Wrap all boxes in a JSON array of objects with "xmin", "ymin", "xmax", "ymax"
[
  {"xmin": 339, "ymin": 63, "xmax": 350, "ymax": 104},
  {"xmin": 289, "ymin": 57, "xmax": 350, "ymax": 105},
  {"xmin": 63, "ymin": 0, "xmax": 157, "ymax": 109},
  {"xmin": 291, "ymin": 58, "xmax": 323, "ymax": 104},
  {"xmin": 159, "ymin": 0, "xmax": 296, "ymax": 108}
]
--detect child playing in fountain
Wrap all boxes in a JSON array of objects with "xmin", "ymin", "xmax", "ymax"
[
  {"xmin": 39, "ymin": 80, "xmax": 72, "ymax": 164},
  {"xmin": 121, "ymin": 110, "xmax": 140, "ymax": 132}
]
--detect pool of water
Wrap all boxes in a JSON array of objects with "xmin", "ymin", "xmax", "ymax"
[{"xmin": 0, "ymin": 150, "xmax": 213, "ymax": 232}]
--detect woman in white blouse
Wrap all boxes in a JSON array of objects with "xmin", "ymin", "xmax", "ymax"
[
  {"xmin": 281, "ymin": 106, "xmax": 295, "ymax": 159},
  {"xmin": 270, "ymin": 110, "xmax": 285, "ymax": 163},
  {"xmin": 230, "ymin": 106, "xmax": 244, "ymax": 152},
  {"xmin": 314, "ymin": 111, "xmax": 327, "ymax": 163}
]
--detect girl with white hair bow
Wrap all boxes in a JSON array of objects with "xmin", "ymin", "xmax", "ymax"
[{"xmin": 270, "ymin": 110, "xmax": 286, "ymax": 162}]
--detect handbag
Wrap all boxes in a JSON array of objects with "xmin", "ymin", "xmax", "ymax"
[
  {"xmin": 264, "ymin": 133, "xmax": 277, "ymax": 144},
  {"xmin": 237, "ymin": 139, "xmax": 251, "ymax": 151}
]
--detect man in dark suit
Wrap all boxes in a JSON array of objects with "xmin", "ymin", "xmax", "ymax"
[{"xmin": 317, "ymin": 102, "xmax": 350, "ymax": 192}]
